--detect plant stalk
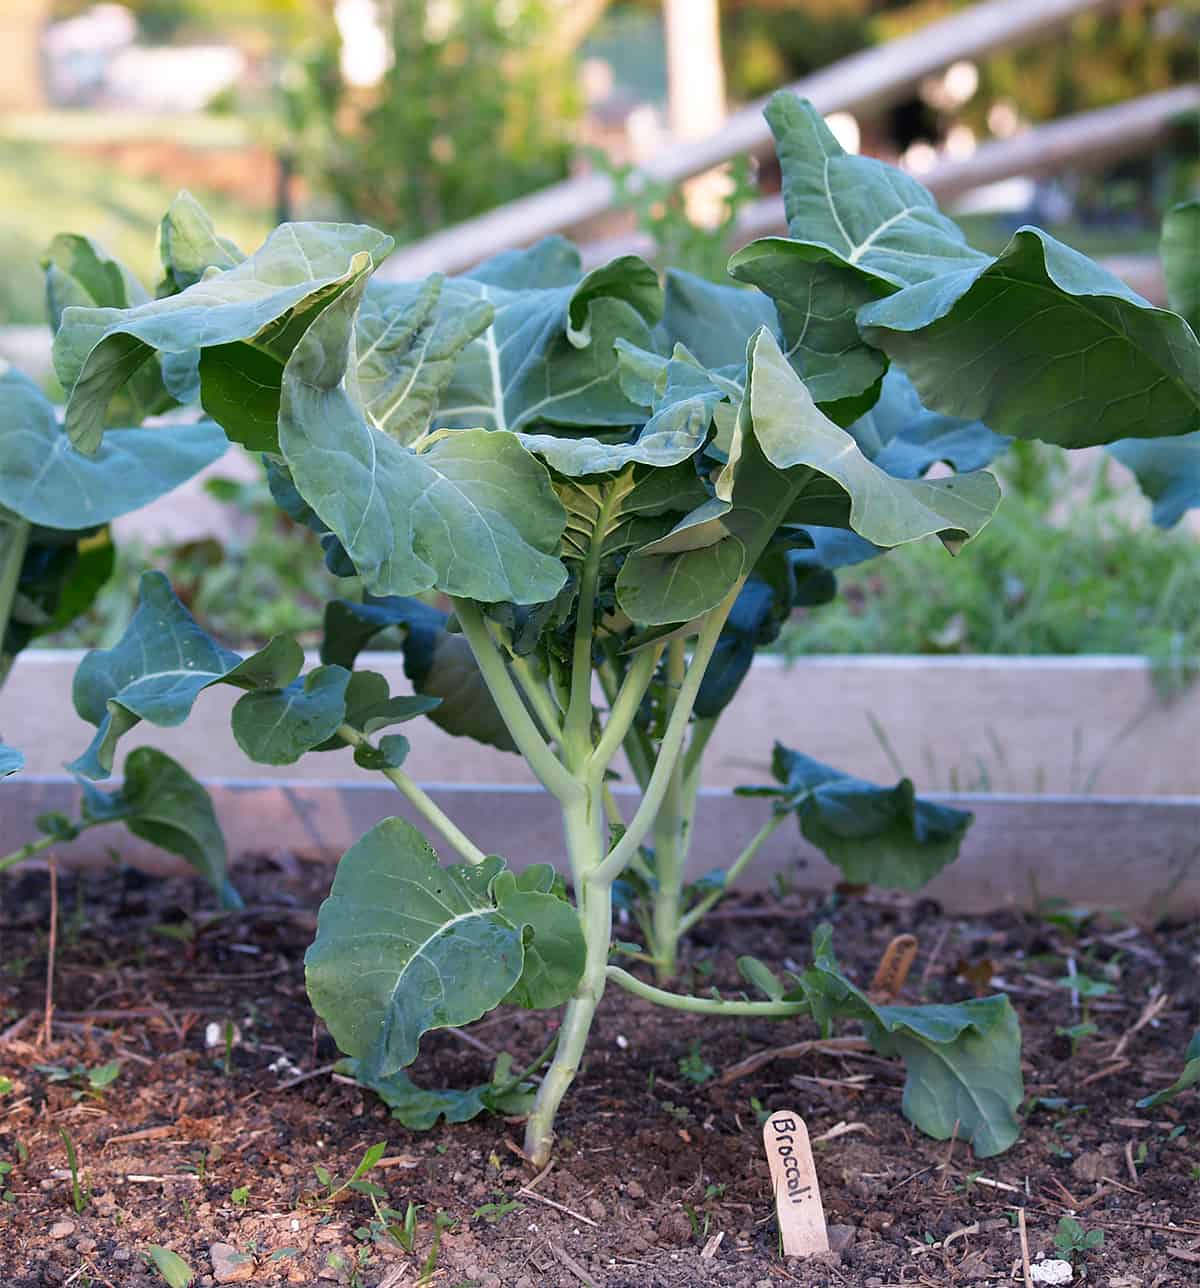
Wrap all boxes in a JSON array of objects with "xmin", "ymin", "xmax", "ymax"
[
  {"xmin": 336, "ymin": 724, "xmax": 489, "ymax": 866},
  {"xmin": 650, "ymin": 638, "xmax": 688, "ymax": 982},
  {"xmin": 605, "ymin": 966, "xmax": 808, "ymax": 1017},
  {"xmin": 452, "ymin": 599, "xmax": 582, "ymax": 804},
  {"xmin": 677, "ymin": 810, "xmax": 788, "ymax": 934},
  {"xmin": 588, "ymin": 581, "xmax": 744, "ymax": 886},
  {"xmin": 0, "ymin": 830, "xmax": 57, "ymax": 876},
  {"xmin": 524, "ymin": 787, "xmax": 609, "ymax": 1166},
  {"xmin": 0, "ymin": 517, "xmax": 30, "ymax": 688}
]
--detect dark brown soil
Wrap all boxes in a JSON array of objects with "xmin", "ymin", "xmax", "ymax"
[{"xmin": 1, "ymin": 853, "xmax": 1197, "ymax": 1288}]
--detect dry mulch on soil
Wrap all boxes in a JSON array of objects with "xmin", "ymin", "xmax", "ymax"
[{"xmin": 1, "ymin": 853, "xmax": 1197, "ymax": 1288}]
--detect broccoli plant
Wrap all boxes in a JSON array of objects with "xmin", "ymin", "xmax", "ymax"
[
  {"xmin": 0, "ymin": 198, "xmax": 243, "ymax": 904},
  {"xmin": 42, "ymin": 96, "xmax": 1200, "ymax": 1165}
]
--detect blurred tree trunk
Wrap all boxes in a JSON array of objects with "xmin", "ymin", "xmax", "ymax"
[
  {"xmin": 0, "ymin": 0, "xmax": 52, "ymax": 111},
  {"xmin": 664, "ymin": 0, "xmax": 728, "ymax": 225}
]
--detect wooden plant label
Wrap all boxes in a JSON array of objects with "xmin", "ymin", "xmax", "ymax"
[
  {"xmin": 762, "ymin": 1110, "xmax": 829, "ymax": 1256},
  {"xmin": 870, "ymin": 933, "xmax": 918, "ymax": 1003}
]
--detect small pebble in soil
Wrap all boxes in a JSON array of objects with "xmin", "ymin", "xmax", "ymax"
[
  {"xmin": 1030, "ymin": 1259, "xmax": 1074, "ymax": 1285},
  {"xmin": 49, "ymin": 1220, "xmax": 76, "ymax": 1239},
  {"xmin": 209, "ymin": 1242, "xmax": 256, "ymax": 1284}
]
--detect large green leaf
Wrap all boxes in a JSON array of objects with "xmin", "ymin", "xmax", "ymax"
[
  {"xmin": 231, "ymin": 665, "xmax": 352, "ymax": 766},
  {"xmin": 278, "ymin": 277, "xmax": 567, "ymax": 605},
  {"xmin": 337, "ymin": 1058, "xmax": 535, "ymax": 1130},
  {"xmin": 795, "ymin": 925, "xmax": 1022, "ymax": 1157},
  {"xmin": 616, "ymin": 330, "xmax": 1000, "ymax": 625},
  {"xmin": 728, "ymin": 239, "xmax": 889, "ymax": 408},
  {"xmin": 1106, "ymin": 202, "xmax": 1200, "ymax": 526},
  {"xmin": 80, "ymin": 747, "xmax": 240, "ymax": 907},
  {"xmin": 766, "ymin": 93, "xmax": 986, "ymax": 287},
  {"xmin": 355, "ymin": 276, "xmax": 493, "ymax": 445},
  {"xmin": 58, "ymin": 221, "xmax": 394, "ymax": 454},
  {"xmin": 844, "ymin": 368, "xmax": 1009, "ymax": 478},
  {"xmin": 659, "ymin": 268, "xmax": 778, "ymax": 369},
  {"xmin": 1160, "ymin": 200, "xmax": 1200, "ymax": 335},
  {"xmin": 737, "ymin": 744, "xmax": 970, "ymax": 889},
  {"xmin": 0, "ymin": 744, "xmax": 23, "ymax": 777},
  {"xmin": 1136, "ymin": 1028, "xmax": 1200, "ymax": 1108},
  {"xmin": 1108, "ymin": 432, "xmax": 1200, "ymax": 528},
  {"xmin": 0, "ymin": 364, "xmax": 226, "ymax": 530},
  {"xmin": 43, "ymin": 233, "xmax": 176, "ymax": 426},
  {"xmin": 157, "ymin": 190, "xmax": 245, "ymax": 293},
  {"xmin": 434, "ymin": 238, "xmax": 661, "ymax": 433},
  {"xmin": 760, "ymin": 95, "xmax": 1200, "ymax": 450},
  {"xmin": 859, "ymin": 229, "xmax": 1200, "ymax": 449},
  {"xmin": 70, "ymin": 571, "xmax": 303, "ymax": 778},
  {"xmin": 3, "ymin": 528, "xmax": 115, "ymax": 676},
  {"xmin": 305, "ymin": 818, "xmax": 584, "ymax": 1078}
]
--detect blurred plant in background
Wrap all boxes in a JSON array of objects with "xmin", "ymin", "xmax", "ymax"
[{"xmin": 305, "ymin": 0, "xmax": 599, "ymax": 240}]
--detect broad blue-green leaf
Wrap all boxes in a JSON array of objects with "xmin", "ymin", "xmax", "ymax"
[
  {"xmin": 0, "ymin": 744, "xmax": 23, "ymax": 777},
  {"xmin": 1108, "ymin": 432, "xmax": 1200, "ymax": 529},
  {"xmin": 337, "ymin": 1059, "xmax": 535, "ymax": 1130},
  {"xmin": 70, "ymin": 571, "xmax": 303, "ymax": 778},
  {"xmin": 767, "ymin": 94, "xmax": 986, "ymax": 287},
  {"xmin": 279, "ymin": 277, "xmax": 567, "ymax": 605},
  {"xmin": 660, "ymin": 268, "xmax": 778, "ymax": 369},
  {"xmin": 1107, "ymin": 203, "xmax": 1200, "ymax": 526},
  {"xmin": 1136, "ymin": 1028, "xmax": 1200, "ymax": 1108},
  {"xmin": 313, "ymin": 669, "xmax": 441, "ymax": 750},
  {"xmin": 616, "ymin": 330, "xmax": 1000, "ymax": 626},
  {"xmin": 355, "ymin": 276, "xmax": 492, "ymax": 445},
  {"xmin": 305, "ymin": 819, "xmax": 585, "ymax": 1078},
  {"xmin": 494, "ymin": 868, "xmax": 587, "ymax": 1009},
  {"xmin": 81, "ymin": 747, "xmax": 240, "ymax": 907},
  {"xmin": 0, "ymin": 364, "xmax": 226, "ymax": 530},
  {"xmin": 737, "ymin": 744, "xmax": 970, "ymax": 889},
  {"xmin": 795, "ymin": 925, "xmax": 1022, "ymax": 1157},
  {"xmin": 728, "ymin": 238, "xmax": 889, "ymax": 407},
  {"xmin": 157, "ymin": 190, "xmax": 245, "ymax": 292},
  {"xmin": 763, "ymin": 94, "xmax": 1200, "ymax": 451},
  {"xmin": 322, "ymin": 597, "xmax": 518, "ymax": 752},
  {"xmin": 43, "ymin": 233, "xmax": 176, "ymax": 426},
  {"xmin": 859, "ymin": 228, "xmax": 1200, "ymax": 449},
  {"xmin": 3, "ymin": 528, "xmax": 115, "ymax": 675},
  {"xmin": 58, "ymin": 220, "xmax": 394, "ymax": 454},
  {"xmin": 743, "ymin": 330, "xmax": 1000, "ymax": 547},
  {"xmin": 435, "ymin": 238, "xmax": 661, "ymax": 433},
  {"xmin": 844, "ymin": 368, "xmax": 1009, "ymax": 478},
  {"xmin": 231, "ymin": 665, "xmax": 352, "ymax": 765},
  {"xmin": 353, "ymin": 734, "xmax": 411, "ymax": 771},
  {"xmin": 1160, "ymin": 200, "xmax": 1200, "ymax": 335},
  {"xmin": 518, "ymin": 394, "xmax": 714, "ymax": 476}
]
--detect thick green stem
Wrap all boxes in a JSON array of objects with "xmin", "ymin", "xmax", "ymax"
[
  {"xmin": 588, "ymin": 581, "xmax": 744, "ymax": 887},
  {"xmin": 0, "ymin": 829, "xmax": 57, "ymax": 875},
  {"xmin": 0, "ymin": 517, "xmax": 30, "ymax": 688},
  {"xmin": 336, "ymin": 724, "xmax": 489, "ymax": 866},
  {"xmin": 677, "ymin": 810, "xmax": 788, "ymax": 934},
  {"xmin": 606, "ymin": 966, "xmax": 808, "ymax": 1017},
  {"xmin": 650, "ymin": 639, "xmax": 687, "ymax": 982},
  {"xmin": 598, "ymin": 654, "xmax": 653, "ymax": 789},
  {"xmin": 507, "ymin": 652, "xmax": 564, "ymax": 746},
  {"xmin": 524, "ymin": 788, "xmax": 609, "ymax": 1166},
  {"xmin": 564, "ymin": 549, "xmax": 602, "ymax": 756},
  {"xmin": 451, "ymin": 599, "xmax": 582, "ymax": 804},
  {"xmin": 588, "ymin": 642, "xmax": 662, "ymax": 780}
]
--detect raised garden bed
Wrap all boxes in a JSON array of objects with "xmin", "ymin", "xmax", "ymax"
[{"xmin": 1, "ymin": 858, "xmax": 1197, "ymax": 1287}]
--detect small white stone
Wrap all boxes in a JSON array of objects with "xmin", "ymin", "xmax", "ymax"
[
  {"xmin": 49, "ymin": 1220, "xmax": 76, "ymax": 1239},
  {"xmin": 1030, "ymin": 1259, "xmax": 1074, "ymax": 1285},
  {"xmin": 615, "ymin": 1034, "xmax": 629, "ymax": 1050}
]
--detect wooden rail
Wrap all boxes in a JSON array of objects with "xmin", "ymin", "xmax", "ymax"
[{"xmin": 379, "ymin": 0, "xmax": 1120, "ymax": 279}]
